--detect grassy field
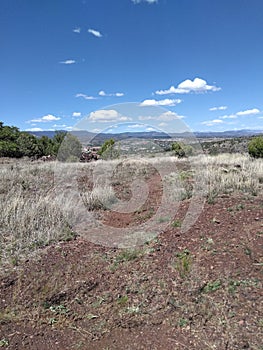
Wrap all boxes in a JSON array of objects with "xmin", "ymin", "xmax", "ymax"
[{"xmin": 0, "ymin": 153, "xmax": 262, "ymax": 349}]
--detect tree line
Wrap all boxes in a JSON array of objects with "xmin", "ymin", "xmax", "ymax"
[{"xmin": 0, "ymin": 121, "xmax": 69, "ymax": 159}]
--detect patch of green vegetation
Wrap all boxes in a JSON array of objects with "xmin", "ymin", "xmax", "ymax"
[
  {"xmin": 244, "ymin": 246, "xmax": 252, "ymax": 256},
  {"xmin": 117, "ymin": 295, "xmax": 128, "ymax": 306},
  {"xmin": 248, "ymin": 136, "xmax": 263, "ymax": 158},
  {"xmin": 172, "ymin": 142, "xmax": 193, "ymax": 158},
  {"xmin": 115, "ymin": 249, "xmax": 141, "ymax": 263},
  {"xmin": 0, "ymin": 339, "xmax": 9, "ymax": 347},
  {"xmin": 202, "ymin": 280, "xmax": 222, "ymax": 293},
  {"xmin": 207, "ymin": 190, "xmax": 218, "ymax": 204},
  {"xmin": 171, "ymin": 219, "xmax": 182, "ymax": 228},
  {"xmin": 48, "ymin": 317, "xmax": 58, "ymax": 325},
  {"xmin": 49, "ymin": 304, "xmax": 70, "ymax": 315},
  {"xmin": 228, "ymin": 278, "xmax": 259, "ymax": 293},
  {"xmin": 109, "ymin": 248, "xmax": 142, "ymax": 271},
  {"xmin": 201, "ymin": 237, "xmax": 215, "ymax": 251},
  {"xmin": 180, "ymin": 188, "xmax": 193, "ymax": 200},
  {"xmin": 227, "ymin": 204, "xmax": 245, "ymax": 212},
  {"xmin": 92, "ymin": 297, "xmax": 105, "ymax": 308},
  {"xmin": 178, "ymin": 318, "xmax": 188, "ymax": 327},
  {"xmin": 179, "ymin": 170, "xmax": 193, "ymax": 181},
  {"xmin": 174, "ymin": 249, "xmax": 192, "ymax": 278}
]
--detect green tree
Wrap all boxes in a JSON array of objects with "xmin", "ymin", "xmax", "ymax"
[
  {"xmin": 172, "ymin": 142, "xmax": 193, "ymax": 158},
  {"xmin": 57, "ymin": 133, "xmax": 82, "ymax": 162},
  {"xmin": 52, "ymin": 131, "xmax": 68, "ymax": 155},
  {"xmin": 248, "ymin": 136, "xmax": 263, "ymax": 158},
  {"xmin": 0, "ymin": 123, "xmax": 20, "ymax": 157},
  {"xmin": 37, "ymin": 135, "xmax": 54, "ymax": 156},
  {"xmin": 98, "ymin": 138, "xmax": 115, "ymax": 159},
  {"xmin": 17, "ymin": 132, "xmax": 41, "ymax": 158}
]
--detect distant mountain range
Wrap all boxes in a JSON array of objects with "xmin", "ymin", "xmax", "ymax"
[{"xmin": 28, "ymin": 129, "xmax": 263, "ymax": 145}]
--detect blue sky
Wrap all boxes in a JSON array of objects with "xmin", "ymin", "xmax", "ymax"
[{"xmin": 1, "ymin": 0, "xmax": 263, "ymax": 133}]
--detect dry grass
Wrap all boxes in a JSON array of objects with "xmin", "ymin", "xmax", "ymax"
[
  {"xmin": 0, "ymin": 153, "xmax": 262, "ymax": 271},
  {"xmin": 0, "ymin": 162, "xmax": 75, "ymax": 269},
  {"xmin": 192, "ymin": 153, "xmax": 263, "ymax": 199}
]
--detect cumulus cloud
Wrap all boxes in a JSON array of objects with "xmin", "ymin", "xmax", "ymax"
[
  {"xmin": 75, "ymin": 93, "xmax": 97, "ymax": 100},
  {"xmin": 99, "ymin": 90, "xmax": 124, "ymax": 97},
  {"xmin": 29, "ymin": 114, "xmax": 61, "ymax": 123},
  {"xmin": 201, "ymin": 119, "xmax": 224, "ymax": 126},
  {"xmin": 72, "ymin": 112, "xmax": 81, "ymax": 117},
  {"xmin": 236, "ymin": 108, "xmax": 260, "ymax": 116},
  {"xmin": 88, "ymin": 109, "xmax": 131, "ymax": 123},
  {"xmin": 218, "ymin": 108, "xmax": 261, "ymax": 120},
  {"xmin": 209, "ymin": 106, "xmax": 227, "ymax": 111},
  {"xmin": 131, "ymin": 0, "xmax": 158, "ymax": 3},
  {"xmin": 140, "ymin": 98, "xmax": 182, "ymax": 107},
  {"xmin": 155, "ymin": 78, "xmax": 221, "ymax": 95},
  {"xmin": 88, "ymin": 28, "xmax": 103, "ymax": 38},
  {"xmin": 73, "ymin": 27, "xmax": 81, "ymax": 33},
  {"xmin": 139, "ymin": 111, "xmax": 184, "ymax": 121},
  {"xmin": 59, "ymin": 60, "xmax": 76, "ymax": 64}
]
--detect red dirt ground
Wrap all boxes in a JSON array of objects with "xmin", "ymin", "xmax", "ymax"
[{"xmin": 0, "ymin": 192, "xmax": 262, "ymax": 349}]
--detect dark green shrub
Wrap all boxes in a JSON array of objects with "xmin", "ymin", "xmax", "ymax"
[
  {"xmin": 248, "ymin": 136, "xmax": 263, "ymax": 158},
  {"xmin": 171, "ymin": 142, "xmax": 193, "ymax": 158}
]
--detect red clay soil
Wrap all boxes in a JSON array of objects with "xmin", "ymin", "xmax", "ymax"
[{"xmin": 0, "ymin": 194, "xmax": 262, "ymax": 350}]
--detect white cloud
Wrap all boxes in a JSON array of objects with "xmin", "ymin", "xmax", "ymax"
[
  {"xmin": 127, "ymin": 124, "xmax": 145, "ymax": 128},
  {"xmin": 146, "ymin": 127, "xmax": 156, "ymax": 131},
  {"xmin": 88, "ymin": 28, "xmax": 103, "ymax": 38},
  {"xmin": 155, "ymin": 78, "xmax": 221, "ymax": 95},
  {"xmin": 209, "ymin": 106, "xmax": 227, "ymax": 111},
  {"xmin": 98, "ymin": 90, "xmax": 124, "ymax": 97},
  {"xmin": 140, "ymin": 98, "xmax": 182, "ymax": 107},
  {"xmin": 98, "ymin": 90, "xmax": 106, "ymax": 96},
  {"xmin": 59, "ymin": 60, "xmax": 76, "ymax": 64},
  {"xmin": 139, "ymin": 111, "xmax": 184, "ymax": 121},
  {"xmin": 53, "ymin": 124, "xmax": 67, "ymax": 128},
  {"xmin": 73, "ymin": 27, "xmax": 81, "ymax": 33},
  {"xmin": 220, "ymin": 115, "xmax": 236, "ymax": 120},
  {"xmin": 218, "ymin": 108, "xmax": 261, "ymax": 120},
  {"xmin": 131, "ymin": 0, "xmax": 158, "ymax": 4},
  {"xmin": 158, "ymin": 111, "xmax": 185, "ymax": 121},
  {"xmin": 236, "ymin": 108, "xmax": 260, "ymax": 116},
  {"xmin": 89, "ymin": 109, "xmax": 131, "ymax": 123},
  {"xmin": 72, "ymin": 112, "xmax": 81, "ymax": 117},
  {"xmin": 158, "ymin": 122, "xmax": 168, "ymax": 127},
  {"xmin": 26, "ymin": 127, "xmax": 43, "ymax": 132},
  {"xmin": 29, "ymin": 114, "xmax": 61, "ymax": 123},
  {"xmin": 201, "ymin": 119, "xmax": 224, "ymax": 126},
  {"xmin": 75, "ymin": 93, "xmax": 97, "ymax": 100},
  {"xmin": 92, "ymin": 128, "xmax": 102, "ymax": 133}
]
